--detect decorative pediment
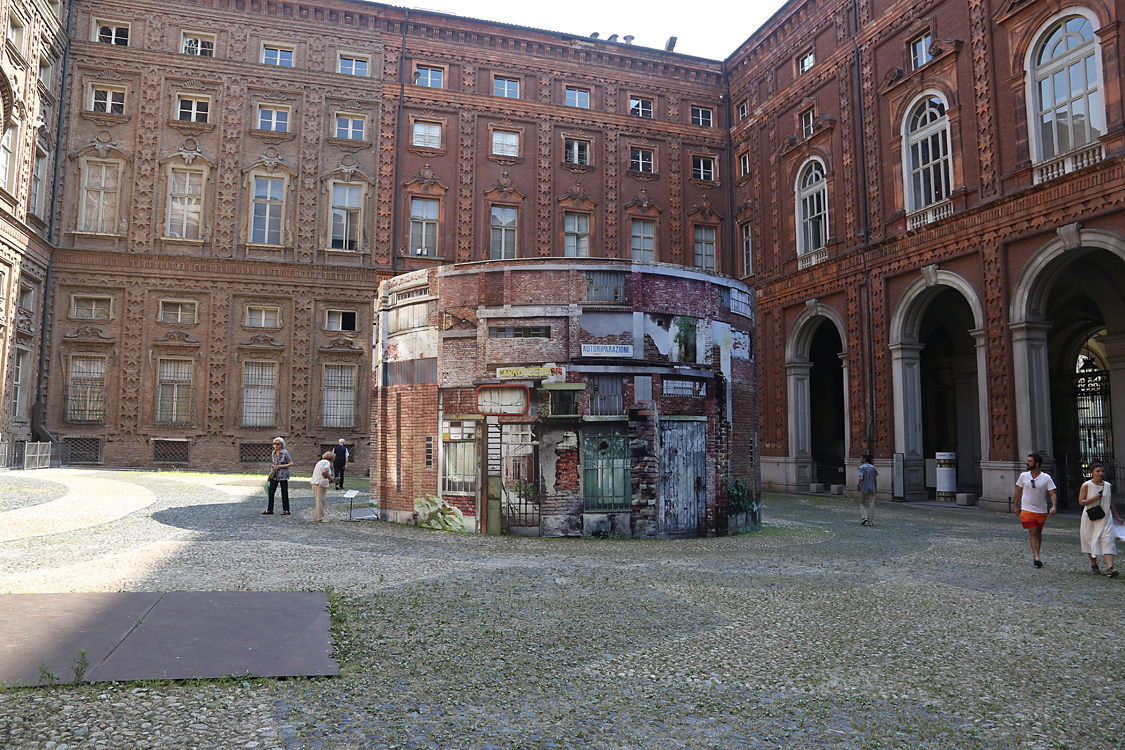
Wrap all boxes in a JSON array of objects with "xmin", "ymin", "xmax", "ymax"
[
  {"xmin": 238, "ymin": 333, "xmax": 284, "ymax": 350},
  {"xmin": 993, "ymin": 0, "xmax": 1038, "ymax": 25},
  {"xmin": 153, "ymin": 330, "xmax": 201, "ymax": 348},
  {"xmin": 879, "ymin": 39, "xmax": 964, "ymax": 97},
  {"xmin": 96, "ymin": 69, "xmax": 123, "ymax": 80},
  {"xmin": 159, "ymin": 138, "xmax": 214, "ymax": 168},
  {"xmin": 623, "ymin": 188, "xmax": 662, "ymax": 214},
  {"xmin": 556, "ymin": 182, "xmax": 597, "ymax": 209},
  {"xmin": 180, "ymin": 78, "xmax": 212, "ymax": 91},
  {"xmin": 483, "ymin": 171, "xmax": 526, "ymax": 202},
  {"xmin": 64, "ymin": 325, "xmax": 115, "ymax": 341},
  {"xmin": 72, "ymin": 131, "xmax": 130, "ymax": 161},
  {"xmin": 261, "ymin": 91, "xmax": 292, "ymax": 101},
  {"xmin": 243, "ymin": 146, "xmax": 297, "ymax": 180},
  {"xmin": 15, "ymin": 311, "xmax": 35, "ymax": 338},
  {"xmin": 687, "ymin": 193, "xmax": 724, "ymax": 222},
  {"xmin": 735, "ymin": 198, "xmax": 754, "ymax": 220},
  {"xmin": 403, "ymin": 164, "xmax": 449, "ymax": 194},
  {"xmin": 323, "ymin": 154, "xmax": 373, "ymax": 185}
]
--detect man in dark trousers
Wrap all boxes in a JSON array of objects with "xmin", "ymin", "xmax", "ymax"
[{"xmin": 332, "ymin": 439, "xmax": 349, "ymax": 490}]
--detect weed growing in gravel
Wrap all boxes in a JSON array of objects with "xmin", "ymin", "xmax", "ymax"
[
  {"xmin": 35, "ymin": 662, "xmax": 58, "ymax": 687},
  {"xmin": 71, "ymin": 649, "xmax": 89, "ymax": 684}
]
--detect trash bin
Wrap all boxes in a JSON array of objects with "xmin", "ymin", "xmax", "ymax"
[{"xmin": 935, "ymin": 452, "xmax": 956, "ymax": 502}]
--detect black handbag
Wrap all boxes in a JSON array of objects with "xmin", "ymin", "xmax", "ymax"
[{"xmin": 1086, "ymin": 504, "xmax": 1106, "ymax": 521}]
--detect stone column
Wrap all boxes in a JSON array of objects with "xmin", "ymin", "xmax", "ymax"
[
  {"xmin": 890, "ymin": 343, "xmax": 926, "ymax": 500},
  {"xmin": 786, "ymin": 362, "xmax": 813, "ymax": 489},
  {"xmin": 1098, "ymin": 333, "xmax": 1125, "ymax": 468},
  {"xmin": 1011, "ymin": 321, "xmax": 1054, "ymax": 459}
]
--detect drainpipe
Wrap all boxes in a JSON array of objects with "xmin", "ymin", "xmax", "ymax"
[
  {"xmin": 389, "ymin": 9, "xmax": 409, "ymax": 278},
  {"xmin": 721, "ymin": 61, "xmax": 736, "ymax": 278},
  {"xmin": 851, "ymin": 0, "xmax": 876, "ymax": 459},
  {"xmin": 31, "ymin": 0, "xmax": 75, "ymax": 444}
]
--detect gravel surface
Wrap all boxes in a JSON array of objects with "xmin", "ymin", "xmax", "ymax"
[{"xmin": 1, "ymin": 470, "xmax": 1122, "ymax": 749}]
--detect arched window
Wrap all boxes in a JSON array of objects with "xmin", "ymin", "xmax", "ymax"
[
  {"xmin": 905, "ymin": 96, "xmax": 952, "ymax": 212},
  {"xmin": 796, "ymin": 160, "xmax": 827, "ymax": 257},
  {"xmin": 1033, "ymin": 15, "xmax": 1103, "ymax": 163}
]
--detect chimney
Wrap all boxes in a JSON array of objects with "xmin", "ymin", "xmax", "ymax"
[
  {"xmin": 590, "ymin": 32, "xmax": 599, "ymax": 38},
  {"xmin": 623, "ymin": 35, "xmax": 634, "ymax": 44},
  {"xmin": 607, "ymin": 34, "xmax": 619, "ymax": 42},
  {"xmin": 664, "ymin": 36, "xmax": 677, "ymax": 52}
]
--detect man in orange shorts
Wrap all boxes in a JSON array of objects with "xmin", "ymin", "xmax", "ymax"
[{"xmin": 1013, "ymin": 453, "xmax": 1057, "ymax": 568}]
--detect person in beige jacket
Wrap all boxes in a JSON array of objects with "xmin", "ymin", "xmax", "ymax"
[{"xmin": 311, "ymin": 451, "xmax": 334, "ymax": 523}]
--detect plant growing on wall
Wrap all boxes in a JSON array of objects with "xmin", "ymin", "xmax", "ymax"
[
  {"xmin": 414, "ymin": 494, "xmax": 466, "ymax": 532},
  {"xmin": 673, "ymin": 316, "xmax": 698, "ymax": 363}
]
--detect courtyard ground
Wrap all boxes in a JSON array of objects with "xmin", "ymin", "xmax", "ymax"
[{"xmin": 0, "ymin": 468, "xmax": 1122, "ymax": 750}]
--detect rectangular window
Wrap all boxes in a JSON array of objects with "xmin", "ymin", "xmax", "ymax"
[
  {"xmin": 564, "ymin": 212, "xmax": 590, "ymax": 257},
  {"xmin": 11, "ymin": 349, "xmax": 28, "ymax": 418},
  {"xmin": 425, "ymin": 436, "xmax": 434, "ymax": 469},
  {"xmin": 386, "ymin": 357, "xmax": 436, "ymax": 384},
  {"xmin": 258, "ymin": 106, "xmax": 289, "ymax": 132},
  {"xmin": 565, "ymin": 87, "xmax": 589, "ymax": 109},
  {"xmin": 156, "ymin": 359, "xmax": 193, "ymax": 425},
  {"xmin": 494, "ymin": 77, "xmax": 519, "ymax": 98},
  {"xmin": 66, "ymin": 355, "xmax": 107, "ymax": 423},
  {"xmin": 409, "ymin": 198, "xmax": 439, "ymax": 256},
  {"xmin": 565, "ymin": 138, "xmax": 591, "ymax": 165},
  {"xmin": 489, "ymin": 206, "xmax": 517, "ymax": 259},
  {"xmin": 739, "ymin": 152, "xmax": 751, "ymax": 177},
  {"xmin": 160, "ymin": 300, "xmax": 197, "ymax": 324},
  {"xmin": 17, "ymin": 283, "xmax": 33, "ymax": 309},
  {"xmin": 8, "ymin": 16, "xmax": 24, "ymax": 51},
  {"xmin": 336, "ymin": 115, "xmax": 364, "ymax": 140},
  {"xmin": 741, "ymin": 223, "xmax": 753, "ymax": 276},
  {"xmin": 81, "ymin": 161, "xmax": 120, "ymax": 233},
  {"xmin": 583, "ymin": 427, "xmax": 630, "ymax": 511},
  {"xmin": 798, "ymin": 49, "xmax": 815, "ymax": 74},
  {"xmin": 38, "ymin": 57, "xmax": 52, "ymax": 86},
  {"xmin": 589, "ymin": 375, "xmax": 623, "ymax": 416},
  {"xmin": 416, "ymin": 66, "xmax": 443, "ymax": 88},
  {"xmin": 182, "ymin": 33, "xmax": 215, "ymax": 57},
  {"xmin": 91, "ymin": 87, "xmax": 125, "ymax": 114},
  {"xmin": 662, "ymin": 378, "xmax": 706, "ymax": 398},
  {"xmin": 549, "ymin": 390, "xmax": 580, "ymax": 416},
  {"xmin": 153, "ymin": 440, "xmax": 190, "ymax": 463},
  {"xmin": 801, "ymin": 108, "xmax": 815, "ymax": 139},
  {"xmin": 246, "ymin": 306, "xmax": 280, "ymax": 328},
  {"xmin": 388, "ymin": 302, "xmax": 429, "ymax": 333},
  {"xmin": 488, "ymin": 326, "xmax": 550, "ymax": 338},
  {"xmin": 630, "ymin": 218, "xmax": 655, "ymax": 262},
  {"xmin": 491, "ymin": 130, "xmax": 519, "ymax": 157},
  {"xmin": 911, "ymin": 32, "xmax": 933, "ymax": 70},
  {"xmin": 691, "ymin": 106, "xmax": 713, "ymax": 127},
  {"xmin": 73, "ymin": 296, "xmax": 112, "ymax": 319},
  {"xmin": 30, "ymin": 150, "xmax": 45, "ymax": 216},
  {"xmin": 731, "ymin": 288, "xmax": 752, "ymax": 317},
  {"xmin": 330, "ymin": 183, "xmax": 362, "ymax": 250},
  {"xmin": 167, "ymin": 169, "xmax": 203, "ymax": 239},
  {"xmin": 738, "ymin": 101, "xmax": 749, "ymax": 120},
  {"xmin": 338, "ymin": 55, "xmax": 367, "ymax": 76},
  {"xmin": 326, "ymin": 309, "xmax": 358, "ymax": 331},
  {"xmin": 442, "ymin": 420, "xmax": 477, "ymax": 494},
  {"xmin": 412, "ymin": 121, "xmax": 441, "ymax": 148},
  {"xmin": 694, "ymin": 226, "xmax": 716, "ymax": 270},
  {"xmin": 251, "ymin": 177, "xmax": 284, "ymax": 244},
  {"xmin": 241, "ymin": 361, "xmax": 278, "ymax": 427},
  {"xmin": 322, "ymin": 364, "xmax": 357, "ymax": 429},
  {"xmin": 692, "ymin": 156, "xmax": 716, "ymax": 182},
  {"xmin": 586, "ymin": 270, "xmax": 626, "ymax": 304},
  {"xmin": 630, "ymin": 96, "xmax": 653, "ymax": 118},
  {"xmin": 262, "ymin": 46, "xmax": 293, "ymax": 66},
  {"xmin": 630, "ymin": 147, "xmax": 654, "ymax": 173},
  {"xmin": 96, "ymin": 22, "xmax": 129, "ymax": 46},
  {"xmin": 0, "ymin": 126, "xmax": 15, "ymax": 193}
]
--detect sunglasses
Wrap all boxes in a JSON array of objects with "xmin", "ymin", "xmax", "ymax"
[{"xmin": 1030, "ymin": 478, "xmax": 1036, "ymax": 488}]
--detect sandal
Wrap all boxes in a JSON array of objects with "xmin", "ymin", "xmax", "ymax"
[
  {"xmin": 261, "ymin": 511, "xmax": 274, "ymax": 515},
  {"xmin": 280, "ymin": 511, "xmax": 291, "ymax": 515}
]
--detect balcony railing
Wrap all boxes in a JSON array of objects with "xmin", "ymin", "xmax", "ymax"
[
  {"xmin": 1034, "ymin": 142, "xmax": 1104, "ymax": 184},
  {"xmin": 906, "ymin": 198, "xmax": 954, "ymax": 231},
  {"xmin": 797, "ymin": 247, "xmax": 827, "ymax": 270}
]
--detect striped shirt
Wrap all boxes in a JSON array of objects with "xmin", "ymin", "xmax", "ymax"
[{"xmin": 858, "ymin": 462, "xmax": 878, "ymax": 494}]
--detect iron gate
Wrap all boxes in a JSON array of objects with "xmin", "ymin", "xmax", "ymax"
[{"xmin": 501, "ymin": 423, "xmax": 539, "ymax": 533}]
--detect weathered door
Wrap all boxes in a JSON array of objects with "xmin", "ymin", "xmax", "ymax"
[{"xmin": 657, "ymin": 420, "xmax": 707, "ymax": 537}]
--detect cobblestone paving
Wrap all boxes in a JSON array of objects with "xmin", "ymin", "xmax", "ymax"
[{"xmin": 1, "ymin": 470, "xmax": 1123, "ymax": 749}]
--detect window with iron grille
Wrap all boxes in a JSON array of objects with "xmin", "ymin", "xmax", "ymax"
[
  {"xmin": 386, "ymin": 357, "xmax": 437, "ymax": 386},
  {"xmin": 156, "ymin": 359, "xmax": 193, "ymax": 425},
  {"xmin": 64, "ymin": 437, "xmax": 102, "ymax": 464},
  {"xmin": 153, "ymin": 440, "xmax": 190, "ymax": 463},
  {"xmin": 322, "ymin": 364, "xmax": 357, "ymax": 428},
  {"xmin": 662, "ymin": 378, "xmax": 707, "ymax": 398},
  {"xmin": 549, "ymin": 390, "xmax": 580, "ymax": 416},
  {"xmin": 589, "ymin": 375, "xmax": 623, "ymax": 415},
  {"xmin": 240, "ymin": 442, "xmax": 273, "ymax": 462},
  {"xmin": 731, "ymin": 289, "xmax": 752, "ymax": 317},
  {"xmin": 585, "ymin": 270, "xmax": 626, "ymax": 304},
  {"xmin": 241, "ymin": 361, "xmax": 278, "ymax": 427},
  {"xmin": 66, "ymin": 355, "xmax": 107, "ymax": 423},
  {"xmin": 583, "ymin": 427, "xmax": 630, "ymax": 512},
  {"xmin": 442, "ymin": 420, "xmax": 477, "ymax": 494},
  {"xmin": 488, "ymin": 326, "xmax": 549, "ymax": 338},
  {"xmin": 425, "ymin": 435, "xmax": 433, "ymax": 469}
]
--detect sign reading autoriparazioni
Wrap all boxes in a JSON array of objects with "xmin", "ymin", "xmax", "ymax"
[{"xmin": 581, "ymin": 344, "xmax": 633, "ymax": 357}]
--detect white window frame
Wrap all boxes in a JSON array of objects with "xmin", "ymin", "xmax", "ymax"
[
  {"xmin": 563, "ymin": 211, "xmax": 590, "ymax": 257},
  {"xmin": 249, "ymin": 175, "xmax": 287, "ymax": 245},
  {"xmin": 630, "ymin": 96, "xmax": 653, "ymax": 118},
  {"xmin": 903, "ymin": 92, "xmax": 953, "ymax": 214},
  {"xmin": 30, "ymin": 148, "xmax": 46, "ymax": 216},
  {"xmin": 159, "ymin": 299, "xmax": 198, "ymax": 324},
  {"xmin": 691, "ymin": 106, "xmax": 713, "ymax": 127},
  {"xmin": 337, "ymin": 54, "xmax": 369, "ymax": 77},
  {"xmin": 322, "ymin": 363, "xmax": 357, "ymax": 429},
  {"xmin": 739, "ymin": 151, "xmax": 751, "ymax": 176},
  {"xmin": 409, "ymin": 197, "xmax": 439, "ymax": 256},
  {"xmin": 630, "ymin": 218, "xmax": 654, "ymax": 262},
  {"xmin": 17, "ymin": 283, "xmax": 34, "ymax": 310},
  {"xmin": 72, "ymin": 296, "xmax": 113, "ymax": 320},
  {"xmin": 798, "ymin": 49, "xmax": 815, "ymax": 74},
  {"xmin": 693, "ymin": 225, "xmax": 716, "ymax": 270},
  {"xmin": 246, "ymin": 305, "xmax": 281, "ymax": 328},
  {"xmin": 94, "ymin": 20, "xmax": 129, "ymax": 46},
  {"xmin": 796, "ymin": 159, "xmax": 828, "ymax": 257},
  {"xmin": 738, "ymin": 101, "xmax": 749, "ymax": 120},
  {"xmin": 7, "ymin": 13, "xmax": 24, "ymax": 53},
  {"xmin": 491, "ymin": 129, "xmax": 519, "ymax": 157},
  {"xmin": 11, "ymin": 348, "xmax": 29, "ymax": 419},
  {"xmin": 335, "ymin": 113, "xmax": 365, "ymax": 141},
  {"xmin": 415, "ymin": 66, "xmax": 444, "ymax": 88},
  {"xmin": 182, "ymin": 32, "xmax": 215, "ymax": 57},
  {"xmin": 741, "ymin": 222, "xmax": 753, "ymax": 276},
  {"xmin": 78, "ymin": 159, "xmax": 122, "ymax": 234},
  {"xmin": 565, "ymin": 138, "xmax": 591, "ymax": 166},
  {"xmin": 910, "ymin": 32, "xmax": 933, "ymax": 70},
  {"xmin": 241, "ymin": 361, "xmax": 279, "ymax": 428},
  {"xmin": 692, "ymin": 155, "xmax": 716, "ymax": 182},
  {"xmin": 155, "ymin": 358, "xmax": 193, "ymax": 425},
  {"xmin": 176, "ymin": 94, "xmax": 210, "ymax": 124},
  {"xmin": 565, "ymin": 86, "xmax": 590, "ymax": 109},
  {"xmin": 0, "ymin": 124, "xmax": 16, "ymax": 194},
  {"xmin": 412, "ymin": 120, "xmax": 442, "ymax": 149},
  {"xmin": 494, "ymin": 77, "xmax": 519, "ymax": 98},
  {"xmin": 261, "ymin": 44, "xmax": 294, "ymax": 67},
  {"xmin": 326, "ymin": 309, "xmax": 358, "ymax": 331},
  {"xmin": 442, "ymin": 420, "xmax": 477, "ymax": 494},
  {"xmin": 38, "ymin": 56, "xmax": 53, "ymax": 86},
  {"xmin": 166, "ymin": 168, "xmax": 205, "ymax": 240},
  {"xmin": 329, "ymin": 181, "xmax": 363, "ymax": 251},
  {"xmin": 258, "ymin": 105, "xmax": 290, "ymax": 132},
  {"xmin": 801, "ymin": 108, "xmax": 815, "ymax": 139},
  {"xmin": 90, "ymin": 85, "xmax": 126, "ymax": 114},
  {"xmin": 630, "ymin": 147, "xmax": 654, "ymax": 174},
  {"xmin": 489, "ymin": 205, "xmax": 518, "ymax": 260}
]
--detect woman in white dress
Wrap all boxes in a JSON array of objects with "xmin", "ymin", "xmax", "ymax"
[
  {"xmin": 311, "ymin": 451, "xmax": 334, "ymax": 523},
  {"xmin": 1078, "ymin": 462, "xmax": 1123, "ymax": 577}
]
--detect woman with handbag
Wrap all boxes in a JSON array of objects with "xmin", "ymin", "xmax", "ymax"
[
  {"xmin": 311, "ymin": 451, "xmax": 334, "ymax": 523},
  {"xmin": 264, "ymin": 437, "xmax": 294, "ymax": 515},
  {"xmin": 1078, "ymin": 462, "xmax": 1122, "ymax": 577}
]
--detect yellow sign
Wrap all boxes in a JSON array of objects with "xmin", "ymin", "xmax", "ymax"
[{"xmin": 497, "ymin": 366, "xmax": 562, "ymax": 380}]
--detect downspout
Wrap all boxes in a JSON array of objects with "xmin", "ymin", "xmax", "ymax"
[
  {"xmin": 389, "ymin": 9, "xmax": 409, "ymax": 277},
  {"xmin": 721, "ymin": 61, "xmax": 736, "ymax": 278},
  {"xmin": 852, "ymin": 0, "xmax": 876, "ymax": 459},
  {"xmin": 31, "ymin": 0, "xmax": 75, "ymax": 443}
]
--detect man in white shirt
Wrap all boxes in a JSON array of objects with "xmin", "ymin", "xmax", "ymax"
[{"xmin": 1012, "ymin": 453, "xmax": 1058, "ymax": 568}]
